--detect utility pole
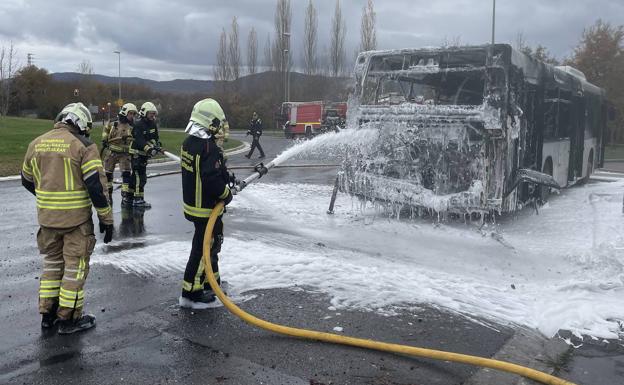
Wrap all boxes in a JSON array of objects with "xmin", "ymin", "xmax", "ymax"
[
  {"xmin": 113, "ymin": 51, "xmax": 121, "ymax": 103},
  {"xmin": 283, "ymin": 31, "xmax": 291, "ymax": 102},
  {"xmin": 491, "ymin": 0, "xmax": 496, "ymax": 46}
]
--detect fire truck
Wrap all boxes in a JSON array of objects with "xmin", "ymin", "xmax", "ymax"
[{"xmin": 280, "ymin": 101, "xmax": 347, "ymax": 138}]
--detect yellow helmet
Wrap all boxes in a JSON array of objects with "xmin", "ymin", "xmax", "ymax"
[
  {"xmin": 56, "ymin": 102, "xmax": 93, "ymax": 132},
  {"xmin": 139, "ymin": 102, "xmax": 158, "ymax": 117},
  {"xmin": 119, "ymin": 103, "xmax": 138, "ymax": 117},
  {"xmin": 190, "ymin": 98, "xmax": 226, "ymax": 134}
]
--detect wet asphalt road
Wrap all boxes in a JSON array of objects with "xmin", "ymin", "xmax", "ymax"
[{"xmin": 0, "ymin": 132, "xmax": 620, "ymax": 385}]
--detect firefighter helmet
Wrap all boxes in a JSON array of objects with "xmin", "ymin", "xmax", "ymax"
[
  {"xmin": 56, "ymin": 102, "xmax": 93, "ymax": 132},
  {"xmin": 139, "ymin": 102, "xmax": 158, "ymax": 117},
  {"xmin": 119, "ymin": 103, "xmax": 138, "ymax": 117},
  {"xmin": 190, "ymin": 98, "xmax": 226, "ymax": 134}
]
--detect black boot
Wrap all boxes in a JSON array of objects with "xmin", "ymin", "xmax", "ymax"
[
  {"xmin": 133, "ymin": 197, "xmax": 152, "ymax": 209},
  {"xmin": 41, "ymin": 312, "xmax": 58, "ymax": 328},
  {"xmin": 244, "ymin": 153, "xmax": 251, "ymax": 159},
  {"xmin": 57, "ymin": 314, "xmax": 96, "ymax": 335}
]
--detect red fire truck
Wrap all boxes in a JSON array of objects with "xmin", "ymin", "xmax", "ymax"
[{"xmin": 280, "ymin": 101, "xmax": 347, "ymax": 138}]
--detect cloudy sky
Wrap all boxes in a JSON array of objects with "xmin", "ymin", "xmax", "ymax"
[{"xmin": 0, "ymin": 0, "xmax": 622, "ymax": 81}]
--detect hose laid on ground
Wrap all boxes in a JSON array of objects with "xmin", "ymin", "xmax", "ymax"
[{"xmin": 201, "ymin": 201, "xmax": 576, "ymax": 385}]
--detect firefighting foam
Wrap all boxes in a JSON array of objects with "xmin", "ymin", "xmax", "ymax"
[{"xmin": 94, "ymin": 179, "xmax": 624, "ymax": 341}]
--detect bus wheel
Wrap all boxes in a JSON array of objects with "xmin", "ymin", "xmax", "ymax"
[
  {"xmin": 540, "ymin": 158, "xmax": 553, "ymax": 203},
  {"xmin": 305, "ymin": 127, "xmax": 312, "ymax": 139},
  {"xmin": 585, "ymin": 149, "xmax": 594, "ymax": 183}
]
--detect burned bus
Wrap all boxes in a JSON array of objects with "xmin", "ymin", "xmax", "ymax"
[{"xmin": 338, "ymin": 44, "xmax": 608, "ymax": 213}]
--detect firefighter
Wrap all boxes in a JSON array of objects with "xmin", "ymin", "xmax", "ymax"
[
  {"xmin": 21, "ymin": 102, "xmax": 113, "ymax": 335},
  {"xmin": 129, "ymin": 101, "xmax": 161, "ymax": 208},
  {"xmin": 101, "ymin": 103, "xmax": 137, "ymax": 207},
  {"xmin": 245, "ymin": 111, "xmax": 265, "ymax": 159},
  {"xmin": 215, "ymin": 118, "xmax": 230, "ymax": 151},
  {"xmin": 179, "ymin": 98, "xmax": 233, "ymax": 309}
]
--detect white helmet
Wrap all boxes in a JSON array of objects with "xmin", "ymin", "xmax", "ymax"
[
  {"xmin": 139, "ymin": 102, "xmax": 158, "ymax": 117},
  {"xmin": 119, "ymin": 103, "xmax": 138, "ymax": 117},
  {"xmin": 56, "ymin": 102, "xmax": 93, "ymax": 132}
]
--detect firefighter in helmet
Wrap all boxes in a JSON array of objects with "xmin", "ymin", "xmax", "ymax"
[
  {"xmin": 129, "ymin": 101, "xmax": 161, "ymax": 208},
  {"xmin": 102, "ymin": 102, "xmax": 137, "ymax": 207},
  {"xmin": 21, "ymin": 102, "xmax": 113, "ymax": 334},
  {"xmin": 215, "ymin": 118, "xmax": 230, "ymax": 152},
  {"xmin": 179, "ymin": 98, "xmax": 234, "ymax": 309}
]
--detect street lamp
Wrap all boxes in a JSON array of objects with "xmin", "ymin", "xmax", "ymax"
[
  {"xmin": 113, "ymin": 51, "xmax": 121, "ymax": 103},
  {"xmin": 283, "ymin": 32, "xmax": 291, "ymax": 102},
  {"xmin": 107, "ymin": 102, "xmax": 111, "ymax": 122},
  {"xmin": 491, "ymin": 0, "xmax": 496, "ymax": 46}
]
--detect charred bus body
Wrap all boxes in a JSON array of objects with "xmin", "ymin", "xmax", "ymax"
[{"xmin": 339, "ymin": 44, "xmax": 607, "ymax": 214}]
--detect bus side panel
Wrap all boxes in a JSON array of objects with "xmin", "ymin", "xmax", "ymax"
[{"xmin": 542, "ymin": 140, "xmax": 570, "ymax": 187}]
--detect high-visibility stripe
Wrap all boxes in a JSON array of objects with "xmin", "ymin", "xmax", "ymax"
[
  {"xmin": 31, "ymin": 158, "xmax": 41, "ymax": 185},
  {"xmin": 22, "ymin": 162, "xmax": 33, "ymax": 175},
  {"xmin": 81, "ymin": 159, "xmax": 102, "ymax": 174},
  {"xmin": 39, "ymin": 289, "xmax": 60, "ymax": 298},
  {"xmin": 195, "ymin": 156, "xmax": 201, "ymax": 208},
  {"xmin": 35, "ymin": 189, "xmax": 88, "ymax": 198},
  {"xmin": 121, "ymin": 184, "xmax": 130, "ymax": 192},
  {"xmin": 40, "ymin": 280, "xmax": 61, "ymax": 288},
  {"xmin": 218, "ymin": 186, "xmax": 230, "ymax": 199},
  {"xmin": 59, "ymin": 298, "xmax": 84, "ymax": 308},
  {"xmin": 36, "ymin": 198, "xmax": 91, "ymax": 207},
  {"xmin": 60, "ymin": 288, "xmax": 84, "ymax": 299},
  {"xmin": 183, "ymin": 202, "xmax": 223, "ymax": 218},
  {"xmin": 95, "ymin": 206, "xmax": 112, "ymax": 216},
  {"xmin": 37, "ymin": 200, "xmax": 91, "ymax": 210},
  {"xmin": 182, "ymin": 280, "xmax": 193, "ymax": 291}
]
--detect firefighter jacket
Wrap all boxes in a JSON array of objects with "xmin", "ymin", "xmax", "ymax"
[
  {"xmin": 248, "ymin": 118, "xmax": 263, "ymax": 138},
  {"xmin": 181, "ymin": 135, "xmax": 232, "ymax": 222},
  {"xmin": 131, "ymin": 117, "xmax": 160, "ymax": 156},
  {"xmin": 102, "ymin": 116, "xmax": 133, "ymax": 153},
  {"xmin": 21, "ymin": 122, "xmax": 113, "ymax": 228}
]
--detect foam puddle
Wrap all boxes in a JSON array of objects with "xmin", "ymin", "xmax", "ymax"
[{"xmin": 92, "ymin": 178, "xmax": 624, "ymax": 340}]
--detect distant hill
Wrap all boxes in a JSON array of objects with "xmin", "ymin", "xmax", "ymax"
[
  {"xmin": 50, "ymin": 72, "xmax": 217, "ymax": 94},
  {"xmin": 50, "ymin": 71, "xmax": 350, "ymax": 96}
]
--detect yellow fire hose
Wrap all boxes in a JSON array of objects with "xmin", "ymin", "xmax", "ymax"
[{"xmin": 202, "ymin": 201, "xmax": 576, "ymax": 385}]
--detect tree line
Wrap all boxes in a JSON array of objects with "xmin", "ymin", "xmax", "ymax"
[{"xmin": 0, "ymin": 2, "xmax": 622, "ymax": 142}]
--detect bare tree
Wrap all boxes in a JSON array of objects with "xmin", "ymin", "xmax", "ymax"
[
  {"xmin": 228, "ymin": 17, "xmax": 241, "ymax": 80},
  {"xmin": 441, "ymin": 35, "xmax": 462, "ymax": 48},
  {"xmin": 303, "ymin": 0, "xmax": 318, "ymax": 75},
  {"xmin": 359, "ymin": 0, "xmax": 376, "ymax": 52},
  {"xmin": 263, "ymin": 33, "xmax": 273, "ymax": 71},
  {"xmin": 214, "ymin": 28, "xmax": 229, "ymax": 81},
  {"xmin": 0, "ymin": 41, "xmax": 19, "ymax": 116},
  {"xmin": 247, "ymin": 27, "xmax": 258, "ymax": 75},
  {"xmin": 77, "ymin": 59, "xmax": 93, "ymax": 75},
  {"xmin": 273, "ymin": 0, "xmax": 292, "ymax": 73},
  {"xmin": 330, "ymin": 0, "xmax": 346, "ymax": 77}
]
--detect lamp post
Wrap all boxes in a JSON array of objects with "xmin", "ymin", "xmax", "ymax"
[
  {"xmin": 113, "ymin": 51, "xmax": 121, "ymax": 103},
  {"xmin": 491, "ymin": 0, "xmax": 496, "ymax": 46},
  {"xmin": 283, "ymin": 31, "xmax": 291, "ymax": 102},
  {"xmin": 107, "ymin": 102, "xmax": 111, "ymax": 122}
]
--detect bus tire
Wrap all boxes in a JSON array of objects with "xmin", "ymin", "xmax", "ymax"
[
  {"xmin": 585, "ymin": 149, "xmax": 594, "ymax": 183},
  {"xmin": 540, "ymin": 157, "xmax": 553, "ymax": 203},
  {"xmin": 305, "ymin": 127, "xmax": 312, "ymax": 139}
]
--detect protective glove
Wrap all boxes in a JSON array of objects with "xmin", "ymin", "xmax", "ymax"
[
  {"xmin": 246, "ymin": 130, "xmax": 251, "ymax": 136},
  {"xmin": 223, "ymin": 190, "xmax": 233, "ymax": 206},
  {"xmin": 102, "ymin": 139, "xmax": 109, "ymax": 148},
  {"xmin": 148, "ymin": 147, "xmax": 159, "ymax": 157},
  {"xmin": 227, "ymin": 172, "xmax": 238, "ymax": 188},
  {"xmin": 99, "ymin": 221, "xmax": 113, "ymax": 244}
]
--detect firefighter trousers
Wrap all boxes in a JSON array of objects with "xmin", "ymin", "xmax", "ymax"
[
  {"xmin": 129, "ymin": 155, "xmax": 148, "ymax": 199},
  {"xmin": 182, "ymin": 217, "xmax": 223, "ymax": 299},
  {"xmin": 103, "ymin": 150, "xmax": 132, "ymax": 201},
  {"xmin": 37, "ymin": 220, "xmax": 96, "ymax": 321},
  {"xmin": 246, "ymin": 136, "xmax": 265, "ymax": 158}
]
